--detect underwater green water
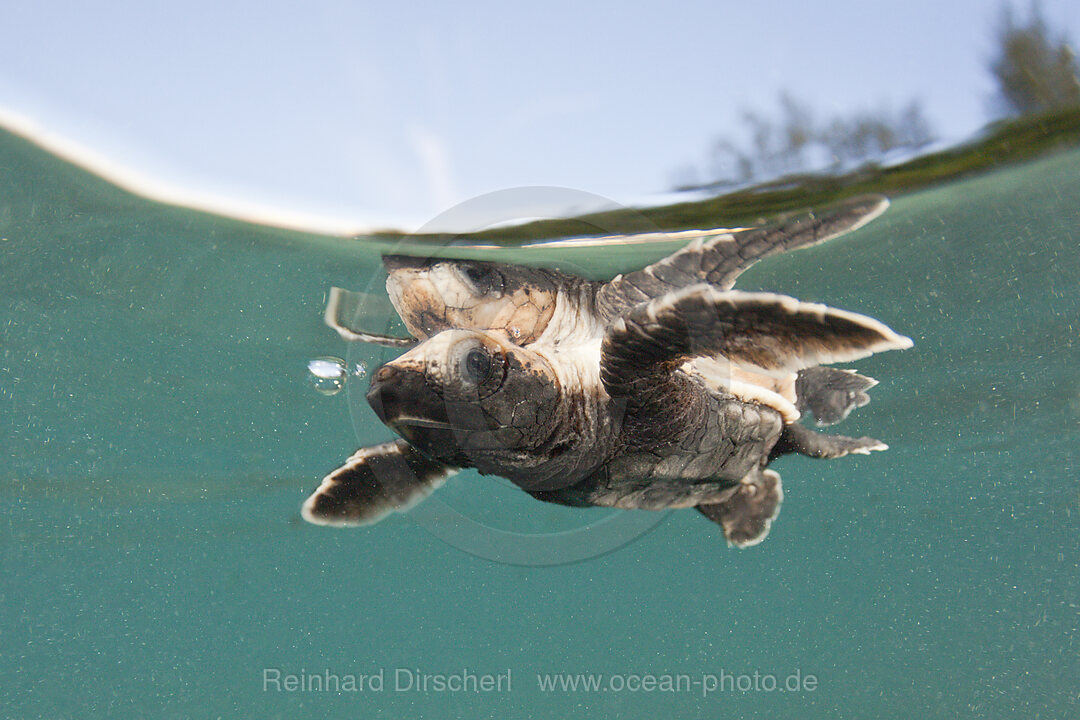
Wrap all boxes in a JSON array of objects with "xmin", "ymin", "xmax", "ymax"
[{"xmin": 1, "ymin": 129, "xmax": 1077, "ymax": 718}]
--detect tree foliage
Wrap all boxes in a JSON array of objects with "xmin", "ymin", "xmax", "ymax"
[
  {"xmin": 674, "ymin": 3, "xmax": 1080, "ymax": 192},
  {"xmin": 990, "ymin": 3, "xmax": 1080, "ymax": 116},
  {"xmin": 698, "ymin": 94, "xmax": 934, "ymax": 189}
]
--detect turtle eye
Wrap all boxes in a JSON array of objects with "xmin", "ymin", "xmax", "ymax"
[
  {"xmin": 456, "ymin": 341, "xmax": 505, "ymax": 397},
  {"xmin": 461, "ymin": 264, "xmax": 504, "ymax": 295},
  {"xmin": 463, "ymin": 347, "xmax": 492, "ymax": 384}
]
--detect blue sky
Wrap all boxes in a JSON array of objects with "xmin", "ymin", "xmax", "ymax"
[{"xmin": 2, "ymin": 0, "xmax": 1078, "ymax": 231}]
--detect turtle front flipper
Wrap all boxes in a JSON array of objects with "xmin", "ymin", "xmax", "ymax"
[
  {"xmin": 601, "ymin": 284, "xmax": 912, "ymax": 400},
  {"xmin": 768, "ymin": 421, "xmax": 887, "ymax": 461},
  {"xmin": 597, "ymin": 195, "xmax": 889, "ymax": 318},
  {"xmin": 302, "ymin": 439, "xmax": 458, "ymax": 526},
  {"xmin": 324, "ymin": 287, "xmax": 418, "ymax": 348},
  {"xmin": 795, "ymin": 366, "xmax": 878, "ymax": 426},
  {"xmin": 697, "ymin": 468, "xmax": 783, "ymax": 547}
]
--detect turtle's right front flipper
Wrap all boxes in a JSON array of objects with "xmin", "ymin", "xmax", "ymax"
[
  {"xmin": 302, "ymin": 439, "xmax": 458, "ymax": 526},
  {"xmin": 597, "ymin": 194, "xmax": 889, "ymax": 317}
]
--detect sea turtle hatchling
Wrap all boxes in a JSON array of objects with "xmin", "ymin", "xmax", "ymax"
[
  {"xmin": 305, "ymin": 197, "xmax": 912, "ymax": 546},
  {"xmin": 327, "ymin": 194, "xmax": 892, "ymax": 427}
]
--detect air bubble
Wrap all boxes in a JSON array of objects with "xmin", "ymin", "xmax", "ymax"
[{"xmin": 307, "ymin": 356, "xmax": 348, "ymax": 396}]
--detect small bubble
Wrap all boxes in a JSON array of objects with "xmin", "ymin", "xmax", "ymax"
[
  {"xmin": 307, "ymin": 356, "xmax": 347, "ymax": 396},
  {"xmin": 351, "ymin": 361, "xmax": 368, "ymax": 379}
]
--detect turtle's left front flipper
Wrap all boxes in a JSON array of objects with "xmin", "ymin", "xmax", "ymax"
[
  {"xmin": 601, "ymin": 284, "xmax": 912, "ymax": 396},
  {"xmin": 302, "ymin": 439, "xmax": 458, "ymax": 526}
]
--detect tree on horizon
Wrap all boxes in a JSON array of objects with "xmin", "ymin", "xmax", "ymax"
[{"xmin": 989, "ymin": 3, "xmax": 1080, "ymax": 117}]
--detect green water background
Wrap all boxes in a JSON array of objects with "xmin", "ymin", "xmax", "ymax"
[{"xmin": 1, "ymin": 130, "xmax": 1077, "ymax": 718}]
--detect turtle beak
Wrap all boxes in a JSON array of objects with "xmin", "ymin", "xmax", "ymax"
[
  {"xmin": 366, "ymin": 358, "xmax": 503, "ymax": 462},
  {"xmin": 366, "ymin": 362, "xmax": 465, "ymax": 460},
  {"xmin": 366, "ymin": 363, "xmax": 447, "ymax": 429}
]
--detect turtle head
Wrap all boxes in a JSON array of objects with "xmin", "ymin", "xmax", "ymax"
[
  {"xmin": 382, "ymin": 255, "xmax": 562, "ymax": 344},
  {"xmin": 366, "ymin": 328, "xmax": 562, "ymax": 469}
]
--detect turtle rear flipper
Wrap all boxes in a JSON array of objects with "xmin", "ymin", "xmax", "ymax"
[
  {"xmin": 769, "ymin": 421, "xmax": 887, "ymax": 461},
  {"xmin": 697, "ymin": 469, "xmax": 783, "ymax": 547},
  {"xmin": 597, "ymin": 195, "xmax": 889, "ymax": 318},
  {"xmin": 796, "ymin": 366, "xmax": 877, "ymax": 426},
  {"xmin": 302, "ymin": 439, "xmax": 458, "ymax": 526}
]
